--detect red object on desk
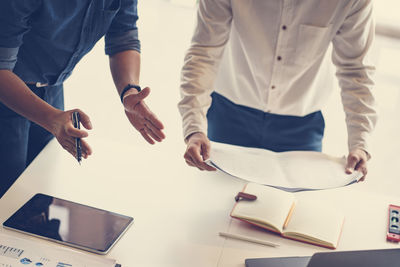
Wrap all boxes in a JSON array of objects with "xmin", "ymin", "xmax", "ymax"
[{"xmin": 387, "ymin": 204, "xmax": 400, "ymax": 242}]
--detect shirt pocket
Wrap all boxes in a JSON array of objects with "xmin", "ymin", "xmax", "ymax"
[{"xmin": 292, "ymin": 24, "xmax": 333, "ymax": 65}]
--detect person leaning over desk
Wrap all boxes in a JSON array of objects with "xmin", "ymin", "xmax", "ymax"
[
  {"xmin": 0, "ymin": 0, "xmax": 165, "ymax": 198},
  {"xmin": 179, "ymin": 0, "xmax": 377, "ymax": 177}
]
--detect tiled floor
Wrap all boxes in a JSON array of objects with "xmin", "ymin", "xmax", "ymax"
[{"xmin": 64, "ymin": 0, "xmax": 400, "ymax": 196}]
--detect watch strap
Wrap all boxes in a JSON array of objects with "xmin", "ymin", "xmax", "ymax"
[{"xmin": 120, "ymin": 84, "xmax": 141, "ymax": 103}]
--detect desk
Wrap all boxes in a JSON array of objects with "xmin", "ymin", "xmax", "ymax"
[{"xmin": 1, "ymin": 138, "xmax": 399, "ymax": 267}]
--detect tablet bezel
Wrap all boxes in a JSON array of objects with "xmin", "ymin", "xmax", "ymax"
[{"xmin": 2, "ymin": 193, "xmax": 134, "ymax": 255}]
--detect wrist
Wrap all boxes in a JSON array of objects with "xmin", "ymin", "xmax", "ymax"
[
  {"xmin": 41, "ymin": 108, "xmax": 64, "ymax": 134},
  {"xmin": 120, "ymin": 84, "xmax": 141, "ymax": 104},
  {"xmin": 185, "ymin": 131, "xmax": 206, "ymax": 144}
]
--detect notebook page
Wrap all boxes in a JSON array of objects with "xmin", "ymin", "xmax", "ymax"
[
  {"xmin": 282, "ymin": 198, "xmax": 344, "ymax": 248},
  {"xmin": 231, "ymin": 183, "xmax": 296, "ymax": 233}
]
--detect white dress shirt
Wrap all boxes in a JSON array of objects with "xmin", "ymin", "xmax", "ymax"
[{"xmin": 179, "ymin": 0, "xmax": 377, "ymax": 153}]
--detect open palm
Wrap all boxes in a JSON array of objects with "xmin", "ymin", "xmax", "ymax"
[{"xmin": 123, "ymin": 87, "xmax": 165, "ymax": 144}]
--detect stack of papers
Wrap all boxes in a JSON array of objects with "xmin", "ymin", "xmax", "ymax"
[
  {"xmin": 0, "ymin": 232, "xmax": 119, "ymax": 267},
  {"xmin": 207, "ymin": 141, "xmax": 363, "ymax": 192}
]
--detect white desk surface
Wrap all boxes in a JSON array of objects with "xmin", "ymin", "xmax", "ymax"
[
  {"xmin": 1, "ymin": 2, "xmax": 400, "ymax": 266},
  {"xmin": 1, "ymin": 137, "xmax": 400, "ymax": 267}
]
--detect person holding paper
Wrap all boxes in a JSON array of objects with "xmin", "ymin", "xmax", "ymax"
[
  {"xmin": 179, "ymin": 0, "xmax": 376, "ymax": 178},
  {"xmin": 0, "ymin": 0, "xmax": 165, "ymax": 198}
]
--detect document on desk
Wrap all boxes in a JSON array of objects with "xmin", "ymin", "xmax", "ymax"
[
  {"xmin": 0, "ymin": 232, "xmax": 119, "ymax": 267},
  {"xmin": 207, "ymin": 141, "xmax": 363, "ymax": 192}
]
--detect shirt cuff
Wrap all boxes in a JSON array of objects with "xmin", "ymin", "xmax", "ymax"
[
  {"xmin": 182, "ymin": 119, "xmax": 208, "ymax": 141},
  {"xmin": 105, "ymin": 29, "xmax": 141, "ymax": 56},
  {"xmin": 0, "ymin": 47, "xmax": 19, "ymax": 70},
  {"xmin": 348, "ymin": 131, "xmax": 371, "ymax": 157}
]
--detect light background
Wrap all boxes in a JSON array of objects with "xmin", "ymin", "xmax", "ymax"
[{"xmin": 63, "ymin": 0, "xmax": 400, "ymax": 196}]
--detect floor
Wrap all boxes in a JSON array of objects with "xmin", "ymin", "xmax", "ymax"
[{"xmin": 63, "ymin": 0, "xmax": 400, "ymax": 197}]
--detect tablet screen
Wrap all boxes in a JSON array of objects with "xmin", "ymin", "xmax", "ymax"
[{"xmin": 3, "ymin": 193, "xmax": 133, "ymax": 254}]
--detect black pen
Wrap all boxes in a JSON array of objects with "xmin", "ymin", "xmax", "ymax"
[{"xmin": 72, "ymin": 111, "xmax": 82, "ymax": 165}]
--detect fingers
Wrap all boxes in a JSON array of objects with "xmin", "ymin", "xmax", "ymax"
[
  {"xmin": 65, "ymin": 126, "xmax": 88, "ymax": 138},
  {"xmin": 124, "ymin": 101, "xmax": 165, "ymax": 144},
  {"xmin": 184, "ymin": 139, "xmax": 216, "ymax": 171},
  {"xmin": 346, "ymin": 150, "xmax": 368, "ymax": 181},
  {"xmin": 75, "ymin": 109, "xmax": 93, "ymax": 130},
  {"xmin": 345, "ymin": 154, "xmax": 359, "ymax": 174},
  {"xmin": 133, "ymin": 100, "xmax": 164, "ymax": 130},
  {"xmin": 58, "ymin": 137, "xmax": 92, "ymax": 160},
  {"xmin": 139, "ymin": 128, "xmax": 155, "ymax": 145},
  {"xmin": 354, "ymin": 160, "xmax": 367, "ymax": 181},
  {"xmin": 65, "ymin": 109, "xmax": 91, "ymax": 138},
  {"xmin": 144, "ymin": 119, "xmax": 165, "ymax": 141},
  {"xmin": 144, "ymin": 107, "xmax": 164, "ymax": 130},
  {"xmin": 201, "ymin": 141, "xmax": 211, "ymax": 161},
  {"xmin": 80, "ymin": 138, "xmax": 92, "ymax": 158},
  {"xmin": 60, "ymin": 139, "xmax": 77, "ymax": 158}
]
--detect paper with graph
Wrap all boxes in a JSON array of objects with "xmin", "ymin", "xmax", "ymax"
[{"xmin": 0, "ymin": 232, "xmax": 117, "ymax": 267}]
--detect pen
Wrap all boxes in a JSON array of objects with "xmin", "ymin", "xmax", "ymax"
[
  {"xmin": 219, "ymin": 232, "xmax": 279, "ymax": 248},
  {"xmin": 72, "ymin": 111, "xmax": 82, "ymax": 165}
]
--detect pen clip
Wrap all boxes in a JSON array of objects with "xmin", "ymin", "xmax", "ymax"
[{"xmin": 235, "ymin": 192, "xmax": 257, "ymax": 202}]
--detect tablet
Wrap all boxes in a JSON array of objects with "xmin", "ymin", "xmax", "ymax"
[{"xmin": 3, "ymin": 193, "xmax": 133, "ymax": 254}]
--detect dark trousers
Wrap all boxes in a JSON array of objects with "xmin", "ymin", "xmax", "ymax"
[
  {"xmin": 207, "ymin": 92, "xmax": 325, "ymax": 152},
  {"xmin": 0, "ymin": 84, "xmax": 64, "ymax": 198}
]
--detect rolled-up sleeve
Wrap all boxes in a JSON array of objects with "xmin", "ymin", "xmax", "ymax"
[
  {"xmin": 0, "ymin": 0, "xmax": 41, "ymax": 70},
  {"xmin": 178, "ymin": 0, "xmax": 232, "ymax": 139},
  {"xmin": 0, "ymin": 47, "xmax": 19, "ymax": 70},
  {"xmin": 105, "ymin": 0, "xmax": 140, "ymax": 55},
  {"xmin": 332, "ymin": 0, "xmax": 377, "ymax": 153}
]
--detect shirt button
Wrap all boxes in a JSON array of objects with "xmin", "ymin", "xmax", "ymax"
[
  {"xmin": 282, "ymin": 25, "xmax": 287, "ymax": 30},
  {"xmin": 271, "ymin": 85, "xmax": 276, "ymax": 89},
  {"xmin": 277, "ymin": 56, "xmax": 282, "ymax": 61}
]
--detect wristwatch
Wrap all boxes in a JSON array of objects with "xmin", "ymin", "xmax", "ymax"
[{"xmin": 120, "ymin": 84, "xmax": 141, "ymax": 103}]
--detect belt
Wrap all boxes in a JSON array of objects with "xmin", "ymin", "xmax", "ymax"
[{"xmin": 25, "ymin": 82, "xmax": 49, "ymax": 88}]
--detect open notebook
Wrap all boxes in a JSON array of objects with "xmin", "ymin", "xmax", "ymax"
[
  {"xmin": 231, "ymin": 183, "xmax": 345, "ymax": 249},
  {"xmin": 207, "ymin": 141, "xmax": 363, "ymax": 192}
]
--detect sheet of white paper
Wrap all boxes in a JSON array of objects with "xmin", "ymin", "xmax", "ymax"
[
  {"xmin": 207, "ymin": 141, "xmax": 362, "ymax": 191},
  {"xmin": 0, "ymin": 232, "xmax": 116, "ymax": 267}
]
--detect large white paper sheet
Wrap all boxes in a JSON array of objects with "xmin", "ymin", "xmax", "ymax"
[{"xmin": 207, "ymin": 141, "xmax": 362, "ymax": 191}]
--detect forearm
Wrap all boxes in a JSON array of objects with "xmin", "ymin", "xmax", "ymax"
[
  {"xmin": 340, "ymin": 57, "xmax": 377, "ymax": 153},
  {"xmin": 109, "ymin": 50, "xmax": 140, "ymax": 95},
  {"xmin": 179, "ymin": 45, "xmax": 229, "ymax": 139},
  {"xmin": 0, "ymin": 70, "xmax": 61, "ymax": 133},
  {"xmin": 332, "ymin": 0, "xmax": 376, "ymax": 153},
  {"xmin": 178, "ymin": 0, "xmax": 232, "ymax": 140}
]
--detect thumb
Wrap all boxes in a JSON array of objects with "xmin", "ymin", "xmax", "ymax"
[
  {"xmin": 345, "ymin": 154, "xmax": 359, "ymax": 174},
  {"xmin": 134, "ymin": 87, "xmax": 150, "ymax": 102},
  {"xmin": 75, "ymin": 109, "xmax": 93, "ymax": 130}
]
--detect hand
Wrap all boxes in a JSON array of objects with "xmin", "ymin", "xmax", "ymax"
[
  {"xmin": 345, "ymin": 149, "xmax": 369, "ymax": 181},
  {"xmin": 184, "ymin": 132, "xmax": 216, "ymax": 171},
  {"xmin": 47, "ymin": 109, "xmax": 93, "ymax": 160},
  {"xmin": 123, "ymin": 87, "xmax": 165, "ymax": 144}
]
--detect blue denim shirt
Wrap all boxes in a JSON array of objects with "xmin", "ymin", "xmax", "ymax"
[{"xmin": 0, "ymin": 0, "xmax": 140, "ymax": 86}]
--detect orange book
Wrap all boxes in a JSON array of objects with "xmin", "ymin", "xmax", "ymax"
[{"xmin": 231, "ymin": 183, "xmax": 344, "ymax": 249}]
